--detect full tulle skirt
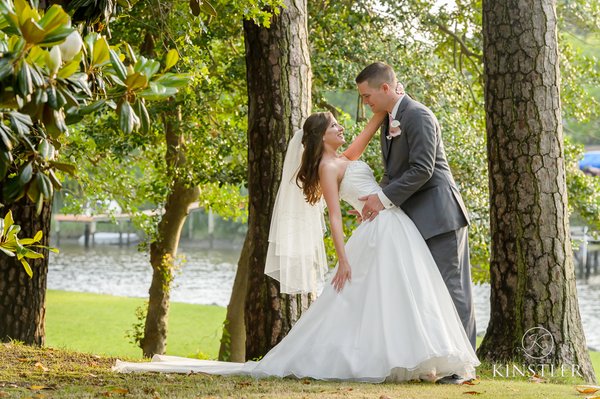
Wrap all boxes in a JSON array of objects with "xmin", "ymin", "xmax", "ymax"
[{"xmin": 114, "ymin": 208, "xmax": 479, "ymax": 382}]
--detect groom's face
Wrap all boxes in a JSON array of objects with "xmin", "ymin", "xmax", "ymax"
[{"xmin": 357, "ymin": 81, "xmax": 387, "ymax": 113}]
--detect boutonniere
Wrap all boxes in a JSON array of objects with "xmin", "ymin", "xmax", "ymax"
[{"xmin": 387, "ymin": 119, "xmax": 401, "ymax": 140}]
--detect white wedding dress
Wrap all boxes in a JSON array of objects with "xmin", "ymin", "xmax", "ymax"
[{"xmin": 114, "ymin": 161, "xmax": 480, "ymax": 381}]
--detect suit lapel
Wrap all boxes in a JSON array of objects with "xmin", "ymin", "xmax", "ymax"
[{"xmin": 383, "ymin": 95, "xmax": 410, "ymax": 163}]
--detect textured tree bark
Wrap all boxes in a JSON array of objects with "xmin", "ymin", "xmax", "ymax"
[
  {"xmin": 141, "ymin": 106, "xmax": 200, "ymax": 358},
  {"xmin": 478, "ymin": 0, "xmax": 595, "ymax": 382},
  {"xmin": 0, "ymin": 198, "xmax": 52, "ymax": 345},
  {"xmin": 219, "ymin": 0, "xmax": 312, "ymax": 361}
]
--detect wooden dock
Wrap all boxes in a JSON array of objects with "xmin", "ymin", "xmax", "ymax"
[{"xmin": 53, "ymin": 202, "xmax": 215, "ymax": 248}]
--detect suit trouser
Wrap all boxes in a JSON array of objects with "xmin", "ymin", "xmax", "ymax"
[{"xmin": 425, "ymin": 226, "xmax": 477, "ymax": 350}]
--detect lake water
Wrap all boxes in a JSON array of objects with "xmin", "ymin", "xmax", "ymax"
[{"xmin": 47, "ymin": 241, "xmax": 600, "ymax": 351}]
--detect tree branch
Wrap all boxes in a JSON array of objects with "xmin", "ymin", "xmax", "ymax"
[{"xmin": 436, "ymin": 23, "xmax": 482, "ymax": 62}]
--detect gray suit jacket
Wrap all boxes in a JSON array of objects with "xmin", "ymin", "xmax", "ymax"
[{"xmin": 380, "ymin": 95, "xmax": 469, "ymax": 240}]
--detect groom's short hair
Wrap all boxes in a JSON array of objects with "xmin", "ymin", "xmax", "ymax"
[{"xmin": 356, "ymin": 62, "xmax": 396, "ymax": 88}]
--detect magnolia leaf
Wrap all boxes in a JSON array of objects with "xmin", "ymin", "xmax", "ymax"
[
  {"xmin": 122, "ymin": 41, "xmax": 137, "ymax": 64},
  {"xmin": 2, "ymin": 211, "xmax": 14, "ymax": 238},
  {"xmin": 110, "ymin": 49, "xmax": 128, "ymax": 82},
  {"xmin": 124, "ymin": 72, "xmax": 148, "ymax": 91},
  {"xmin": 47, "ymin": 169, "xmax": 61, "ymax": 190},
  {"xmin": 37, "ymin": 172, "xmax": 52, "ymax": 198},
  {"xmin": 92, "ymin": 36, "xmax": 110, "ymax": 66},
  {"xmin": 200, "ymin": 0, "xmax": 217, "ymax": 17},
  {"xmin": 20, "ymin": 259, "xmax": 33, "ymax": 278},
  {"xmin": 18, "ymin": 162, "xmax": 33, "ymax": 186},
  {"xmin": 35, "ymin": 191, "xmax": 44, "ymax": 214},
  {"xmin": 0, "ymin": 58, "xmax": 14, "ymax": 81},
  {"xmin": 0, "ymin": 246, "xmax": 15, "ymax": 257},
  {"xmin": 138, "ymin": 82, "xmax": 178, "ymax": 100},
  {"xmin": 119, "ymin": 100, "xmax": 139, "ymax": 134},
  {"xmin": 16, "ymin": 62, "xmax": 34, "ymax": 97},
  {"xmin": 39, "ymin": 25, "xmax": 74, "ymax": 47},
  {"xmin": 0, "ymin": 126, "xmax": 14, "ymax": 151},
  {"xmin": 136, "ymin": 99, "xmax": 150, "ymax": 133},
  {"xmin": 26, "ymin": 175, "xmax": 41, "ymax": 203},
  {"xmin": 33, "ymin": 230, "xmax": 43, "ymax": 242},
  {"xmin": 164, "ymin": 49, "xmax": 179, "ymax": 72},
  {"xmin": 26, "ymin": 45, "xmax": 46, "ymax": 65},
  {"xmin": 21, "ymin": 19, "xmax": 46, "ymax": 44},
  {"xmin": 37, "ymin": 4, "xmax": 70, "ymax": 33},
  {"xmin": 9, "ymin": 112, "xmax": 33, "ymax": 137},
  {"xmin": 24, "ymin": 249, "xmax": 44, "ymax": 259},
  {"xmin": 49, "ymin": 161, "xmax": 76, "ymax": 175},
  {"xmin": 57, "ymin": 55, "xmax": 80, "ymax": 79},
  {"xmin": 38, "ymin": 139, "xmax": 53, "ymax": 160},
  {"xmin": 156, "ymin": 73, "xmax": 191, "ymax": 88}
]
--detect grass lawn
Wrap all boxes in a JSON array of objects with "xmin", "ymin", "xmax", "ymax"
[
  {"xmin": 0, "ymin": 342, "xmax": 596, "ymax": 399},
  {"xmin": 35, "ymin": 290, "xmax": 600, "ymax": 398},
  {"xmin": 45, "ymin": 290, "xmax": 226, "ymax": 359}
]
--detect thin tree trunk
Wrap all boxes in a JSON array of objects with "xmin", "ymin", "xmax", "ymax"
[
  {"xmin": 0, "ymin": 198, "xmax": 52, "ymax": 345},
  {"xmin": 218, "ymin": 239, "xmax": 249, "ymax": 361},
  {"xmin": 219, "ymin": 0, "xmax": 312, "ymax": 361},
  {"xmin": 141, "ymin": 106, "xmax": 200, "ymax": 358},
  {"xmin": 478, "ymin": 0, "xmax": 595, "ymax": 382}
]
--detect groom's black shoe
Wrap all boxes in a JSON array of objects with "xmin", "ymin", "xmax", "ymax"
[{"xmin": 435, "ymin": 374, "xmax": 465, "ymax": 385}]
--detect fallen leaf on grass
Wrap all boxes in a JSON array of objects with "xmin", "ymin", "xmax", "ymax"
[
  {"xmin": 380, "ymin": 395, "xmax": 392, "ymax": 399},
  {"xmin": 529, "ymin": 374, "xmax": 546, "ymax": 383},
  {"xmin": 302, "ymin": 379, "xmax": 311, "ymax": 385},
  {"xmin": 462, "ymin": 379, "xmax": 481, "ymax": 386},
  {"xmin": 0, "ymin": 391, "xmax": 9, "ymax": 397},
  {"xmin": 110, "ymin": 388, "xmax": 129, "ymax": 394},
  {"xmin": 576, "ymin": 386, "xmax": 600, "ymax": 394},
  {"xmin": 463, "ymin": 391, "xmax": 481, "ymax": 395},
  {"xmin": 584, "ymin": 396, "xmax": 600, "ymax": 399},
  {"xmin": 30, "ymin": 385, "xmax": 46, "ymax": 391},
  {"xmin": 34, "ymin": 362, "xmax": 48, "ymax": 372}
]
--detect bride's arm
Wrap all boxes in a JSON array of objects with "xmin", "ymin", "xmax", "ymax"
[
  {"xmin": 341, "ymin": 112, "xmax": 387, "ymax": 160},
  {"xmin": 319, "ymin": 162, "xmax": 352, "ymax": 292}
]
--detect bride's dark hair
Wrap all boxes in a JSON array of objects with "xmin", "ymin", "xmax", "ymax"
[{"xmin": 296, "ymin": 112, "xmax": 333, "ymax": 205}]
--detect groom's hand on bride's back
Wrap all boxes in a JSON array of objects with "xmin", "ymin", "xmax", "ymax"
[{"xmin": 359, "ymin": 194, "xmax": 385, "ymax": 222}]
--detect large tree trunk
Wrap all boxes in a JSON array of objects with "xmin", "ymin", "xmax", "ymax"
[
  {"xmin": 219, "ymin": 0, "xmax": 312, "ymax": 361},
  {"xmin": 0, "ymin": 198, "xmax": 52, "ymax": 345},
  {"xmin": 141, "ymin": 106, "xmax": 200, "ymax": 358},
  {"xmin": 478, "ymin": 0, "xmax": 595, "ymax": 382}
]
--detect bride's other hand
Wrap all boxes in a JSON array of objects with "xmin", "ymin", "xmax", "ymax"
[
  {"xmin": 348, "ymin": 209, "xmax": 362, "ymax": 224},
  {"xmin": 332, "ymin": 261, "xmax": 352, "ymax": 292}
]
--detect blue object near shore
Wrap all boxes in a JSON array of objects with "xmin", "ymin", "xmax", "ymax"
[{"xmin": 580, "ymin": 151, "xmax": 600, "ymax": 170}]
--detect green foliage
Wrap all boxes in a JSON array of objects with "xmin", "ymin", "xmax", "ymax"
[
  {"xmin": 310, "ymin": 0, "xmax": 599, "ymax": 282},
  {"xmin": 0, "ymin": 210, "xmax": 57, "ymax": 277},
  {"xmin": 59, "ymin": 0, "xmax": 282, "ymax": 238},
  {"xmin": 0, "ymin": 0, "xmax": 190, "ymax": 214},
  {"xmin": 54, "ymin": 0, "xmax": 599, "ymax": 284}
]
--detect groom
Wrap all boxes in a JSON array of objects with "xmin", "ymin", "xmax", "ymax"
[{"xmin": 355, "ymin": 62, "xmax": 477, "ymax": 350}]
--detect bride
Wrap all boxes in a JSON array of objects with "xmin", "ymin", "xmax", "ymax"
[{"xmin": 114, "ymin": 111, "xmax": 480, "ymax": 382}]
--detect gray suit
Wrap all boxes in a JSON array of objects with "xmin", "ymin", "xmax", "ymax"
[{"xmin": 380, "ymin": 95, "xmax": 476, "ymax": 349}]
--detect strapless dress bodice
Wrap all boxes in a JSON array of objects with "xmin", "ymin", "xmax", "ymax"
[{"xmin": 339, "ymin": 161, "xmax": 383, "ymax": 212}]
